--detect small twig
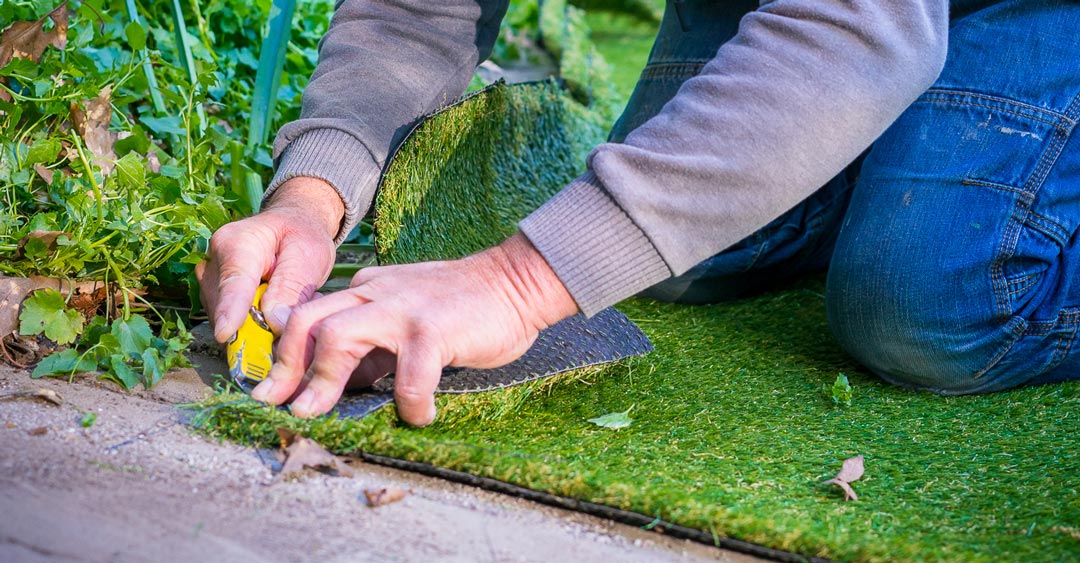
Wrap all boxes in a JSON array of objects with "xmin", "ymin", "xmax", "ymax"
[
  {"xmin": 0, "ymin": 338, "xmax": 29, "ymax": 369},
  {"xmin": 0, "ymin": 388, "xmax": 63, "ymax": 406}
]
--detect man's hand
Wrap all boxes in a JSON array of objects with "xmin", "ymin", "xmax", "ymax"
[
  {"xmin": 196, "ymin": 177, "xmax": 344, "ymax": 342},
  {"xmin": 248, "ymin": 233, "xmax": 579, "ymax": 426}
]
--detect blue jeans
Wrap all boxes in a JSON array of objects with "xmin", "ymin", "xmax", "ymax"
[{"xmin": 617, "ymin": 0, "xmax": 1080, "ymax": 394}]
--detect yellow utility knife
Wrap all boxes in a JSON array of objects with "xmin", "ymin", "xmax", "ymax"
[{"xmin": 226, "ymin": 283, "xmax": 275, "ymax": 392}]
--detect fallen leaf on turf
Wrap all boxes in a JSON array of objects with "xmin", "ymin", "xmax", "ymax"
[
  {"xmin": 364, "ymin": 487, "xmax": 408, "ymax": 507},
  {"xmin": 71, "ymin": 86, "xmax": 117, "ymax": 175},
  {"xmin": 273, "ymin": 427, "xmax": 354, "ymax": 483},
  {"xmin": 824, "ymin": 455, "xmax": 865, "ymax": 501},
  {"xmin": 5, "ymin": 422, "xmax": 15, "ymax": 428},
  {"xmin": 0, "ymin": 2, "xmax": 69, "ymax": 68},
  {"xmin": 28, "ymin": 426, "xmax": 48, "ymax": 436},
  {"xmin": 588, "ymin": 405, "xmax": 634, "ymax": 429},
  {"xmin": 0, "ymin": 388, "xmax": 63, "ymax": 406}
]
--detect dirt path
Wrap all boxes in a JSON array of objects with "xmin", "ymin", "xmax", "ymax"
[{"xmin": 0, "ymin": 359, "xmax": 764, "ymax": 563}]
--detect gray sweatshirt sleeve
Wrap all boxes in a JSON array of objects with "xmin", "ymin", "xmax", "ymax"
[
  {"xmin": 520, "ymin": 0, "xmax": 948, "ymax": 315},
  {"xmin": 266, "ymin": 0, "xmax": 509, "ymax": 243}
]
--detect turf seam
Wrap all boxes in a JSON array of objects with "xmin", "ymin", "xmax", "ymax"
[{"xmin": 354, "ymin": 451, "xmax": 835, "ymax": 563}]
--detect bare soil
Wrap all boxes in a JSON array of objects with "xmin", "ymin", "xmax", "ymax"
[{"xmin": 0, "ymin": 353, "xmax": 765, "ymax": 563}]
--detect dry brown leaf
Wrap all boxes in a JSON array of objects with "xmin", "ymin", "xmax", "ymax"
[
  {"xmin": 5, "ymin": 422, "xmax": 15, "ymax": 429},
  {"xmin": 823, "ymin": 454, "xmax": 865, "ymax": 501},
  {"xmin": 1, "ymin": 334, "xmax": 50, "ymax": 367},
  {"xmin": 0, "ymin": 388, "xmax": 63, "ymax": 406},
  {"xmin": 273, "ymin": 427, "xmax": 355, "ymax": 483},
  {"xmin": 67, "ymin": 285, "xmax": 108, "ymax": 319},
  {"xmin": 364, "ymin": 487, "xmax": 408, "ymax": 508},
  {"xmin": 0, "ymin": 2, "xmax": 69, "ymax": 68},
  {"xmin": 28, "ymin": 426, "xmax": 48, "ymax": 436},
  {"xmin": 70, "ymin": 86, "xmax": 117, "ymax": 175},
  {"xmin": 0, "ymin": 277, "xmax": 46, "ymax": 339},
  {"xmin": 33, "ymin": 164, "xmax": 54, "ymax": 184}
]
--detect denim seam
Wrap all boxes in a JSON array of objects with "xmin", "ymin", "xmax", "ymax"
[
  {"xmin": 960, "ymin": 178, "xmax": 1034, "ymax": 198},
  {"xmin": 986, "ymin": 97, "xmax": 1077, "ymax": 318},
  {"xmin": 1025, "ymin": 210, "xmax": 1070, "ymax": 247},
  {"xmin": 980, "ymin": 94, "xmax": 1080, "ymax": 378},
  {"xmin": 1006, "ymin": 273, "xmax": 1040, "ymax": 298},
  {"xmin": 1057, "ymin": 308, "xmax": 1080, "ymax": 328},
  {"xmin": 973, "ymin": 316, "xmax": 1027, "ymax": 379},
  {"xmin": 921, "ymin": 89, "xmax": 1076, "ymax": 130},
  {"xmin": 640, "ymin": 71, "xmax": 703, "ymax": 80},
  {"xmin": 1022, "ymin": 126, "xmax": 1071, "ymax": 196},
  {"xmin": 1064, "ymin": 91, "xmax": 1080, "ymax": 122},
  {"xmin": 915, "ymin": 98, "xmax": 1067, "ymax": 132},
  {"xmin": 1051, "ymin": 323, "xmax": 1075, "ymax": 367},
  {"xmin": 990, "ymin": 199, "xmax": 1032, "ymax": 318},
  {"xmin": 928, "ymin": 89, "xmax": 1076, "ymax": 123},
  {"xmin": 639, "ymin": 64, "xmax": 708, "ymax": 80}
]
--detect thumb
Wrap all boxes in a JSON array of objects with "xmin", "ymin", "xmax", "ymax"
[{"xmin": 261, "ymin": 233, "xmax": 335, "ymax": 333}]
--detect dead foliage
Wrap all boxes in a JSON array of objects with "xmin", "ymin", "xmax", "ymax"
[
  {"xmin": 70, "ymin": 85, "xmax": 118, "ymax": 175},
  {"xmin": 363, "ymin": 487, "xmax": 408, "ymax": 508},
  {"xmin": 0, "ymin": 2, "xmax": 69, "ymax": 68},
  {"xmin": 823, "ymin": 454, "xmax": 865, "ymax": 501},
  {"xmin": 0, "ymin": 387, "xmax": 63, "ymax": 406},
  {"xmin": 273, "ymin": 428, "xmax": 355, "ymax": 483}
]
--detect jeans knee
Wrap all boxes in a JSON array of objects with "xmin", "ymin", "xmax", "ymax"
[{"xmin": 825, "ymin": 263, "xmax": 1008, "ymax": 394}]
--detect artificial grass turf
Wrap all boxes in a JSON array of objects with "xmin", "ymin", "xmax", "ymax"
[
  {"xmin": 196, "ymin": 289, "xmax": 1080, "ymax": 562},
  {"xmin": 194, "ymin": 82, "xmax": 1080, "ymax": 561}
]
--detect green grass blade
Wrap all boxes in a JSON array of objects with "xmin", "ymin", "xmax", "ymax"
[
  {"xmin": 169, "ymin": 0, "xmax": 206, "ymax": 134},
  {"xmin": 123, "ymin": 0, "xmax": 165, "ymax": 115},
  {"xmin": 248, "ymin": 0, "xmax": 298, "ymax": 149}
]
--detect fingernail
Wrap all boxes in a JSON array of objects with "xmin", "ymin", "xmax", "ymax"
[
  {"xmin": 250, "ymin": 378, "xmax": 275, "ymax": 402},
  {"xmin": 290, "ymin": 389, "xmax": 316, "ymax": 417},
  {"xmin": 214, "ymin": 314, "xmax": 230, "ymax": 342},
  {"xmin": 270, "ymin": 304, "xmax": 292, "ymax": 330}
]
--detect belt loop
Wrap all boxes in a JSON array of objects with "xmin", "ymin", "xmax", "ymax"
[{"xmin": 673, "ymin": 0, "xmax": 690, "ymax": 31}]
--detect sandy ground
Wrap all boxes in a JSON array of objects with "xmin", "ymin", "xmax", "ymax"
[{"xmin": 0, "ymin": 351, "xmax": 765, "ymax": 563}]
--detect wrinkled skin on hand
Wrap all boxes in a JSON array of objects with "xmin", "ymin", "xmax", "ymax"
[
  {"xmin": 195, "ymin": 177, "xmax": 343, "ymax": 341},
  {"xmin": 249, "ymin": 232, "xmax": 579, "ymax": 426}
]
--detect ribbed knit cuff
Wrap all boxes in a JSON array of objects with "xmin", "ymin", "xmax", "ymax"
[
  {"xmin": 265, "ymin": 129, "xmax": 382, "ymax": 245},
  {"xmin": 519, "ymin": 172, "xmax": 672, "ymax": 317}
]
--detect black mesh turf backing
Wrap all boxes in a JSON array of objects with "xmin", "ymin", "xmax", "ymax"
[{"xmin": 335, "ymin": 307, "xmax": 652, "ymax": 419}]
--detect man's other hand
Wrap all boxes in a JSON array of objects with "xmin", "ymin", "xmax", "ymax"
[
  {"xmin": 196, "ymin": 177, "xmax": 344, "ymax": 342},
  {"xmin": 248, "ymin": 233, "xmax": 579, "ymax": 426}
]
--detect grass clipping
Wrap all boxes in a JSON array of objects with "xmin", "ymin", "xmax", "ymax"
[{"xmin": 192, "ymin": 82, "xmax": 1080, "ymax": 562}]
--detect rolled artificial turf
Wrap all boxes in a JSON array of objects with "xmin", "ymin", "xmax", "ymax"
[{"xmin": 194, "ymin": 82, "xmax": 1080, "ymax": 562}]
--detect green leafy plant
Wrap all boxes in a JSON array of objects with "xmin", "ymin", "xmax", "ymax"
[
  {"xmin": 30, "ymin": 312, "xmax": 192, "ymax": 389},
  {"xmin": 1, "ymin": 0, "xmax": 333, "ymax": 386},
  {"xmin": 19, "ymin": 289, "xmax": 84, "ymax": 344},
  {"xmin": 824, "ymin": 373, "xmax": 854, "ymax": 406}
]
